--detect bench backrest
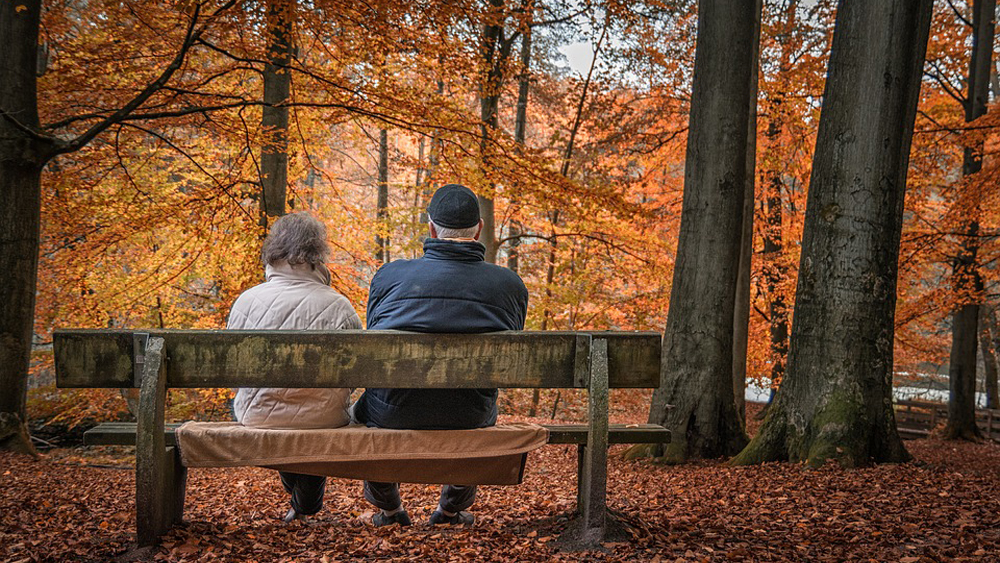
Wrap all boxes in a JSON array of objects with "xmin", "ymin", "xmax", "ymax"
[{"xmin": 54, "ymin": 330, "xmax": 661, "ymax": 389}]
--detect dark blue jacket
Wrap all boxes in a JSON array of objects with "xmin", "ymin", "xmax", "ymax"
[{"xmin": 354, "ymin": 238, "xmax": 528, "ymax": 430}]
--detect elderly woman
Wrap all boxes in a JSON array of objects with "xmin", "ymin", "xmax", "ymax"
[{"xmin": 229, "ymin": 212, "xmax": 361, "ymax": 522}]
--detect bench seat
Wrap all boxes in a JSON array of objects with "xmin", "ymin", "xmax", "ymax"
[
  {"xmin": 82, "ymin": 421, "xmax": 669, "ymax": 488},
  {"xmin": 83, "ymin": 421, "xmax": 671, "ymax": 447}
]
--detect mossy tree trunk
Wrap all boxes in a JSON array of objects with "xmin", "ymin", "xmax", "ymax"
[
  {"xmin": 645, "ymin": 0, "xmax": 761, "ymax": 461},
  {"xmin": 732, "ymin": 0, "xmax": 932, "ymax": 467}
]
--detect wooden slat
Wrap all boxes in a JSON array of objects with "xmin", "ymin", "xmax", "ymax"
[
  {"xmin": 84, "ymin": 423, "xmax": 181, "ymax": 446},
  {"xmin": 544, "ymin": 424, "xmax": 671, "ymax": 444},
  {"xmin": 55, "ymin": 330, "xmax": 661, "ymax": 389},
  {"xmin": 897, "ymin": 427, "xmax": 931, "ymax": 439},
  {"xmin": 82, "ymin": 422, "xmax": 671, "ymax": 447}
]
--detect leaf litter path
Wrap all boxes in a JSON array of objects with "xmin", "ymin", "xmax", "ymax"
[{"xmin": 3, "ymin": 401, "xmax": 1000, "ymax": 562}]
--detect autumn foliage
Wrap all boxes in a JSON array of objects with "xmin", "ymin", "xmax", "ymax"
[{"xmin": 12, "ymin": 0, "xmax": 997, "ymax": 426}]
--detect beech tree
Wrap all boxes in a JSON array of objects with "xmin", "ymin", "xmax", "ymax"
[
  {"xmin": 644, "ymin": 0, "xmax": 761, "ymax": 460},
  {"xmin": 732, "ymin": 0, "xmax": 933, "ymax": 467},
  {"xmin": 376, "ymin": 127, "xmax": 390, "ymax": 262},
  {"xmin": 0, "ymin": 0, "xmax": 246, "ymax": 453},
  {"xmin": 732, "ymin": 0, "xmax": 763, "ymax": 423},
  {"xmin": 943, "ymin": 0, "xmax": 994, "ymax": 441},
  {"xmin": 758, "ymin": 0, "xmax": 802, "ymax": 409},
  {"xmin": 981, "ymin": 306, "xmax": 1000, "ymax": 409},
  {"xmin": 0, "ymin": 0, "xmax": 45, "ymax": 454},
  {"xmin": 507, "ymin": 14, "xmax": 531, "ymax": 276},
  {"xmin": 477, "ymin": 0, "xmax": 516, "ymax": 264},
  {"xmin": 260, "ymin": 0, "xmax": 295, "ymax": 220}
]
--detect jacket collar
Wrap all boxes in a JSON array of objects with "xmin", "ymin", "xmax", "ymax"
[
  {"xmin": 265, "ymin": 260, "xmax": 332, "ymax": 285},
  {"xmin": 423, "ymin": 238, "xmax": 486, "ymax": 262}
]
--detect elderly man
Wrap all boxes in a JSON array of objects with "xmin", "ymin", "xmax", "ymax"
[{"xmin": 353, "ymin": 184, "xmax": 529, "ymax": 527}]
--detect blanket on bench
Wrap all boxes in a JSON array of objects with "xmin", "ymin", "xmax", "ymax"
[{"xmin": 176, "ymin": 422, "xmax": 549, "ymax": 485}]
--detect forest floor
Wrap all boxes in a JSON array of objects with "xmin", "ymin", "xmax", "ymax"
[{"xmin": 3, "ymin": 392, "xmax": 1000, "ymax": 562}]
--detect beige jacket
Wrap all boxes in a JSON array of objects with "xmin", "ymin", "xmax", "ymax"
[{"xmin": 230, "ymin": 261, "xmax": 361, "ymax": 429}]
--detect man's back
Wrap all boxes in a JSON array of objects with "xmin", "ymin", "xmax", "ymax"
[{"xmin": 356, "ymin": 238, "xmax": 528, "ymax": 430}]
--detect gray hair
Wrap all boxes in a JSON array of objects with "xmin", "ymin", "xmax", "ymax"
[
  {"xmin": 262, "ymin": 212, "xmax": 331, "ymax": 266},
  {"xmin": 430, "ymin": 220, "xmax": 479, "ymax": 239}
]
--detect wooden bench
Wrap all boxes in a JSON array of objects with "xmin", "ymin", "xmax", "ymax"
[
  {"xmin": 894, "ymin": 399, "xmax": 945, "ymax": 439},
  {"xmin": 894, "ymin": 398, "xmax": 1000, "ymax": 441},
  {"xmin": 54, "ymin": 329, "xmax": 669, "ymax": 546}
]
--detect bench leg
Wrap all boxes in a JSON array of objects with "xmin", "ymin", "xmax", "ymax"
[
  {"xmin": 136, "ymin": 337, "xmax": 175, "ymax": 547},
  {"xmin": 166, "ymin": 446, "xmax": 187, "ymax": 525},
  {"xmin": 577, "ymin": 338, "xmax": 609, "ymax": 542},
  {"xmin": 577, "ymin": 440, "xmax": 607, "ymax": 538}
]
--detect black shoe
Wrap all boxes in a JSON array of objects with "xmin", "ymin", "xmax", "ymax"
[
  {"xmin": 371, "ymin": 510, "xmax": 412, "ymax": 527},
  {"xmin": 428, "ymin": 510, "xmax": 474, "ymax": 527}
]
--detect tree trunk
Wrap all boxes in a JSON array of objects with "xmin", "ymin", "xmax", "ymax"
[
  {"xmin": 756, "ymin": 177, "xmax": 787, "ymax": 425},
  {"xmin": 732, "ymin": 0, "xmax": 932, "ymax": 467},
  {"xmin": 508, "ymin": 20, "xmax": 531, "ymax": 275},
  {"xmin": 412, "ymin": 136, "xmax": 425, "ymax": 258},
  {"xmin": 1, "ymin": 0, "xmax": 231, "ymax": 454},
  {"xmin": 733, "ymin": 199, "xmax": 751, "ymax": 424},
  {"xmin": 260, "ymin": 0, "xmax": 295, "ymax": 219},
  {"xmin": 761, "ymin": 0, "xmax": 797, "ymax": 398},
  {"xmin": 375, "ymin": 128, "xmax": 390, "ymax": 263},
  {"xmin": 645, "ymin": 0, "xmax": 760, "ymax": 461},
  {"xmin": 539, "ymin": 18, "xmax": 605, "ymax": 335},
  {"xmin": 764, "ymin": 188, "xmax": 788, "ymax": 379},
  {"xmin": 477, "ymin": 0, "xmax": 510, "ymax": 264},
  {"xmin": 944, "ymin": 0, "xmax": 993, "ymax": 440},
  {"xmin": 980, "ymin": 306, "xmax": 999, "ymax": 410},
  {"xmin": 989, "ymin": 309, "xmax": 1000, "ymax": 408},
  {"xmin": 514, "ymin": 21, "xmax": 531, "ymax": 411},
  {"xmin": 732, "ymin": 0, "xmax": 762, "ymax": 425},
  {"xmin": 419, "ymin": 76, "xmax": 445, "ymax": 246},
  {"xmin": 0, "ymin": 0, "xmax": 45, "ymax": 456},
  {"xmin": 946, "ymin": 221, "xmax": 982, "ymax": 439}
]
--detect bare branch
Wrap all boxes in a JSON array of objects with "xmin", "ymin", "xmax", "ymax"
[
  {"xmin": 497, "ymin": 231, "xmax": 651, "ymax": 264},
  {"xmin": 924, "ymin": 60, "xmax": 966, "ymax": 106},
  {"xmin": 946, "ymin": 0, "xmax": 973, "ymax": 27},
  {"xmin": 120, "ymin": 121, "xmax": 257, "ymax": 222}
]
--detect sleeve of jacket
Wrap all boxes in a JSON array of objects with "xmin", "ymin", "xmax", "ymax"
[
  {"xmin": 340, "ymin": 308, "xmax": 362, "ymax": 330},
  {"xmin": 513, "ymin": 275, "xmax": 529, "ymax": 329},
  {"xmin": 226, "ymin": 293, "xmax": 250, "ymax": 329},
  {"xmin": 365, "ymin": 267, "xmax": 388, "ymax": 329}
]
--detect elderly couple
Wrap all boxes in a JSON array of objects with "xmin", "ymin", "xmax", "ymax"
[{"xmin": 228, "ymin": 184, "xmax": 529, "ymax": 527}]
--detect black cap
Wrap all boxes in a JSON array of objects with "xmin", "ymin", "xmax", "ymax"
[{"xmin": 427, "ymin": 184, "xmax": 481, "ymax": 229}]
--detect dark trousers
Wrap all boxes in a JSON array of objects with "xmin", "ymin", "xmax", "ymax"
[
  {"xmin": 279, "ymin": 471, "xmax": 326, "ymax": 515},
  {"xmin": 364, "ymin": 481, "xmax": 476, "ymax": 514}
]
